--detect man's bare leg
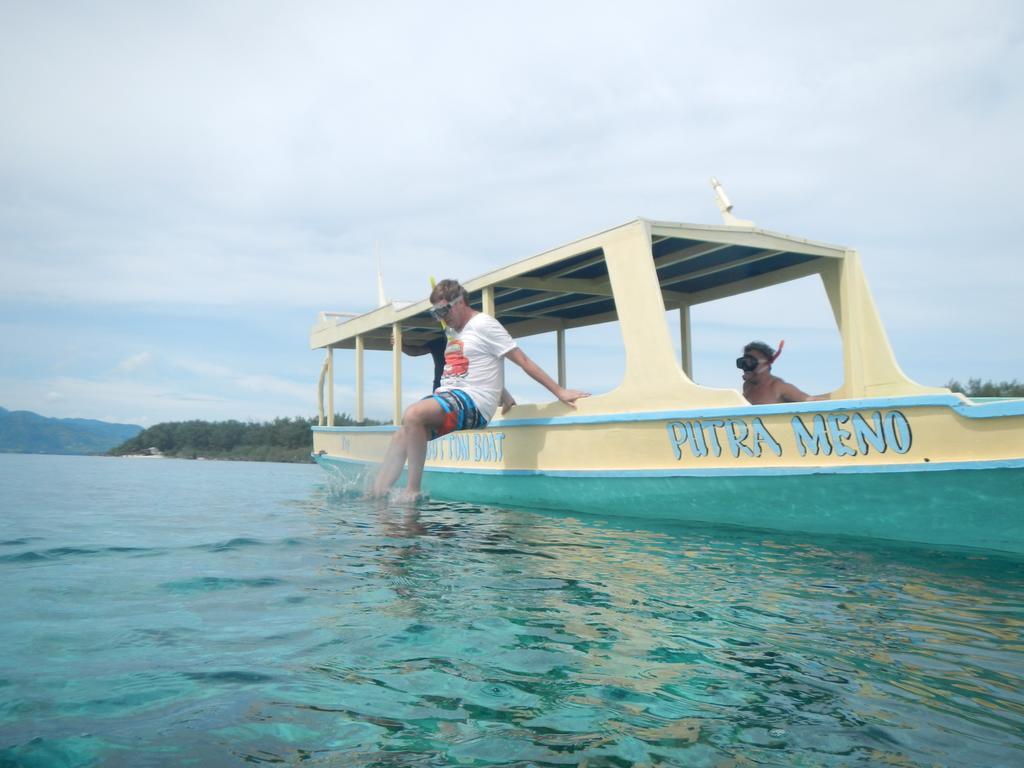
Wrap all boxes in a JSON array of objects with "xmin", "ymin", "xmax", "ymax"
[
  {"xmin": 398, "ymin": 399, "xmax": 446, "ymax": 499},
  {"xmin": 371, "ymin": 399, "xmax": 445, "ymax": 498},
  {"xmin": 403, "ymin": 419, "xmax": 432, "ymax": 494},
  {"xmin": 370, "ymin": 432, "xmax": 408, "ymax": 497}
]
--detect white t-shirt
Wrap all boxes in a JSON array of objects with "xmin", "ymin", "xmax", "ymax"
[{"xmin": 436, "ymin": 312, "xmax": 517, "ymax": 422}]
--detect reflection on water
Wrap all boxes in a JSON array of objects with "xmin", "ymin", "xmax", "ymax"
[{"xmin": 0, "ymin": 454, "xmax": 1021, "ymax": 766}]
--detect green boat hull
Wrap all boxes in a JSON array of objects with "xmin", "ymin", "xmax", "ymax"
[{"xmin": 315, "ymin": 456, "xmax": 1024, "ymax": 555}]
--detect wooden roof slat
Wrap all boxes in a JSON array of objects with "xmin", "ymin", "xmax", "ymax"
[
  {"xmin": 653, "ymin": 241, "xmax": 731, "ymax": 270},
  {"xmin": 515, "ymin": 292, "xmax": 613, "ymax": 318},
  {"xmin": 660, "ymin": 249, "xmax": 788, "ymax": 292},
  {"xmin": 545, "ymin": 251, "xmax": 607, "ymax": 279},
  {"xmin": 495, "ymin": 275, "xmax": 613, "ymax": 297},
  {"xmin": 503, "ymin": 307, "xmax": 621, "ymax": 338}
]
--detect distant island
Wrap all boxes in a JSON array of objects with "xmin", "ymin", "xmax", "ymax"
[
  {"xmin": 0, "ymin": 407, "xmax": 142, "ymax": 455},
  {"xmin": 0, "ymin": 407, "xmax": 384, "ymax": 463},
  {"xmin": 108, "ymin": 414, "xmax": 383, "ymax": 463}
]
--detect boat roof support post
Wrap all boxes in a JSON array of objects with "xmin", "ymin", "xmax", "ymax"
[
  {"xmin": 821, "ymin": 251, "xmax": 946, "ymax": 398},
  {"xmin": 392, "ymin": 323, "xmax": 403, "ymax": 425},
  {"xmin": 327, "ymin": 347, "xmax": 335, "ymax": 427},
  {"xmin": 482, "ymin": 286, "xmax": 495, "ymax": 316},
  {"xmin": 601, "ymin": 221, "xmax": 742, "ymax": 407},
  {"xmin": 355, "ymin": 335, "xmax": 365, "ymax": 424},
  {"xmin": 317, "ymin": 352, "xmax": 329, "ymax": 426},
  {"xmin": 556, "ymin": 325, "xmax": 566, "ymax": 388},
  {"xmin": 679, "ymin": 303, "xmax": 693, "ymax": 379}
]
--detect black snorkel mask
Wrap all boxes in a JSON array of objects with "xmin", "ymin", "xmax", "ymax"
[
  {"xmin": 736, "ymin": 355, "xmax": 763, "ymax": 373},
  {"xmin": 736, "ymin": 340, "xmax": 785, "ymax": 373}
]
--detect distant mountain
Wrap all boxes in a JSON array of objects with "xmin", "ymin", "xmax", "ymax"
[{"xmin": 0, "ymin": 407, "xmax": 143, "ymax": 455}]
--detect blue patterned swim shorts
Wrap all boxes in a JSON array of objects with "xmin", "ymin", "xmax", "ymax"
[{"xmin": 426, "ymin": 389, "xmax": 487, "ymax": 438}]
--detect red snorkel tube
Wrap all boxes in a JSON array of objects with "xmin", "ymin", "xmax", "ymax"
[{"xmin": 770, "ymin": 340, "xmax": 785, "ymax": 364}]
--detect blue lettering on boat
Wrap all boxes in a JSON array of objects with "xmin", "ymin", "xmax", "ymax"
[
  {"xmin": 687, "ymin": 421, "xmax": 708, "ymax": 457},
  {"xmin": 668, "ymin": 411, "xmax": 912, "ymax": 461},
  {"xmin": 726, "ymin": 419, "xmax": 754, "ymax": 458},
  {"xmin": 792, "ymin": 414, "xmax": 832, "ymax": 457},
  {"xmin": 882, "ymin": 412, "xmax": 912, "ymax": 454},
  {"xmin": 749, "ymin": 417, "xmax": 782, "ymax": 457},
  {"xmin": 826, "ymin": 413, "xmax": 857, "ymax": 457},
  {"xmin": 851, "ymin": 412, "xmax": 886, "ymax": 454},
  {"xmin": 430, "ymin": 431, "xmax": 506, "ymax": 463},
  {"xmin": 792, "ymin": 410, "xmax": 912, "ymax": 457},
  {"xmin": 667, "ymin": 418, "xmax": 782, "ymax": 460},
  {"xmin": 666, "ymin": 419, "xmax": 731, "ymax": 459},
  {"xmin": 666, "ymin": 422, "xmax": 687, "ymax": 460},
  {"xmin": 448, "ymin": 433, "xmax": 470, "ymax": 461},
  {"xmin": 702, "ymin": 419, "xmax": 725, "ymax": 457},
  {"xmin": 472, "ymin": 432, "xmax": 506, "ymax": 462}
]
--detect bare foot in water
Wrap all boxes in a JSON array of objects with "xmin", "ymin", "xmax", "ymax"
[
  {"xmin": 392, "ymin": 489, "xmax": 424, "ymax": 505},
  {"xmin": 363, "ymin": 474, "xmax": 391, "ymax": 499}
]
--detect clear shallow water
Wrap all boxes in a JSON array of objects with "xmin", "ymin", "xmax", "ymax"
[{"xmin": 1, "ymin": 454, "xmax": 1022, "ymax": 767}]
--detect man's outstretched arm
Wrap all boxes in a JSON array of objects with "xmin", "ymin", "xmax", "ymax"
[
  {"xmin": 779, "ymin": 381, "xmax": 830, "ymax": 402},
  {"xmin": 505, "ymin": 348, "xmax": 590, "ymax": 407}
]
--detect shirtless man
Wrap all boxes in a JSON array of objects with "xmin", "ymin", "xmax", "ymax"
[{"xmin": 737, "ymin": 340, "xmax": 815, "ymax": 405}]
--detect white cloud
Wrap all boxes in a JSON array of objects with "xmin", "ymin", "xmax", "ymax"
[
  {"xmin": 166, "ymin": 356, "xmax": 312, "ymax": 401},
  {"xmin": 115, "ymin": 352, "xmax": 153, "ymax": 373}
]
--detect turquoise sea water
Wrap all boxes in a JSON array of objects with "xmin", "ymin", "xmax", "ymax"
[{"xmin": 1, "ymin": 454, "xmax": 1022, "ymax": 767}]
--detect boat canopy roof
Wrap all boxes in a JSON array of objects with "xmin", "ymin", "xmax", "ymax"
[{"xmin": 311, "ymin": 219, "xmax": 849, "ymax": 352}]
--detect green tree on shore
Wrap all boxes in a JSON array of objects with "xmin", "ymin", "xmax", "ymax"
[
  {"xmin": 946, "ymin": 379, "xmax": 1024, "ymax": 397},
  {"xmin": 108, "ymin": 414, "xmax": 382, "ymax": 463}
]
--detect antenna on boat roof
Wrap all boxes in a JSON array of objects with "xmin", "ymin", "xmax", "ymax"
[
  {"xmin": 710, "ymin": 177, "xmax": 755, "ymax": 227},
  {"xmin": 375, "ymin": 242, "xmax": 387, "ymax": 308}
]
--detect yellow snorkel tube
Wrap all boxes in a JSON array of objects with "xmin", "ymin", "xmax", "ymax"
[{"xmin": 429, "ymin": 276, "xmax": 447, "ymax": 332}]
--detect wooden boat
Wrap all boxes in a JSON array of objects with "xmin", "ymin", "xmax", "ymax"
[{"xmin": 309, "ymin": 210, "xmax": 1024, "ymax": 554}]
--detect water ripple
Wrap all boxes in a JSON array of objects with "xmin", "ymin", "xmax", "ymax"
[
  {"xmin": 161, "ymin": 576, "xmax": 286, "ymax": 592},
  {"xmin": 0, "ymin": 545, "xmax": 155, "ymax": 563}
]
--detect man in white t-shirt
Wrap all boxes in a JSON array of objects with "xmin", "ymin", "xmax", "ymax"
[{"xmin": 371, "ymin": 279, "xmax": 590, "ymax": 500}]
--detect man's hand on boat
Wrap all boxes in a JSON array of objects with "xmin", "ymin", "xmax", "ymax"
[
  {"xmin": 556, "ymin": 387, "xmax": 591, "ymax": 408},
  {"xmin": 500, "ymin": 388, "xmax": 517, "ymax": 415}
]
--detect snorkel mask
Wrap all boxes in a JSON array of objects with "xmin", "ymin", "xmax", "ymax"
[
  {"xmin": 736, "ymin": 340, "xmax": 785, "ymax": 372},
  {"xmin": 735, "ymin": 354, "xmax": 762, "ymax": 372},
  {"xmin": 429, "ymin": 296, "xmax": 462, "ymax": 321}
]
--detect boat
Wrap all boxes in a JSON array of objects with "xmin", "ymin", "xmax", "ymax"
[{"xmin": 309, "ymin": 194, "xmax": 1024, "ymax": 554}]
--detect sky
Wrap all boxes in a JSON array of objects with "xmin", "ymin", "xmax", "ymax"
[{"xmin": 1, "ymin": 1, "xmax": 1022, "ymax": 427}]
